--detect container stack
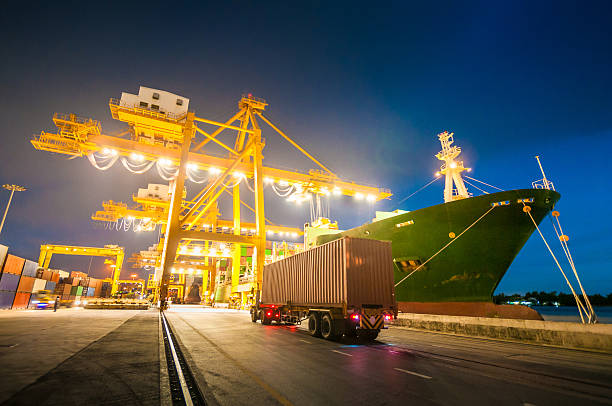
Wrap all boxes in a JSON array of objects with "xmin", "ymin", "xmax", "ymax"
[
  {"xmin": 0, "ymin": 248, "xmax": 22, "ymax": 309},
  {"xmin": 13, "ymin": 260, "xmax": 36, "ymax": 309},
  {"xmin": 1, "ymin": 244, "xmax": 108, "ymax": 309}
]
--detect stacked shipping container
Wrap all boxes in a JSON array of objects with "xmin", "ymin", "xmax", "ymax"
[
  {"xmin": 0, "ymin": 248, "xmax": 21, "ymax": 309},
  {"xmin": 0, "ymin": 244, "xmax": 108, "ymax": 309}
]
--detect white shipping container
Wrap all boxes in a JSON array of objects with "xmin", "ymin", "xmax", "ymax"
[{"xmin": 32, "ymin": 278, "xmax": 47, "ymax": 293}]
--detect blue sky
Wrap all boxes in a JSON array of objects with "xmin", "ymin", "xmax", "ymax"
[{"xmin": 0, "ymin": 1, "xmax": 610, "ymax": 294}]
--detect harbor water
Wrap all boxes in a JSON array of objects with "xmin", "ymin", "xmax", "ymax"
[{"xmin": 534, "ymin": 306, "xmax": 612, "ymax": 324}]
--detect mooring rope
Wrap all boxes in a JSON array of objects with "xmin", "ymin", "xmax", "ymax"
[
  {"xmin": 521, "ymin": 204, "xmax": 591, "ymax": 323},
  {"xmin": 549, "ymin": 213, "xmax": 597, "ymax": 321}
]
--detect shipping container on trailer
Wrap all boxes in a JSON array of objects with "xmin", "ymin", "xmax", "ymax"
[
  {"xmin": 251, "ymin": 237, "xmax": 397, "ymax": 341},
  {"xmin": 51, "ymin": 271, "xmax": 60, "ymax": 283},
  {"xmin": 0, "ymin": 273, "xmax": 21, "ymax": 292},
  {"xmin": 3, "ymin": 255, "xmax": 25, "ymax": 276},
  {"xmin": 0, "ymin": 290, "xmax": 16, "ymax": 309}
]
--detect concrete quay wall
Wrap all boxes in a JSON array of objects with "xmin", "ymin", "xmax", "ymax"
[{"xmin": 394, "ymin": 313, "xmax": 612, "ymax": 352}]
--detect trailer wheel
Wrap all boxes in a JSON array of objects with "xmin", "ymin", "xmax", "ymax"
[
  {"xmin": 250, "ymin": 308, "xmax": 258, "ymax": 323},
  {"xmin": 262, "ymin": 312, "xmax": 272, "ymax": 325},
  {"xmin": 320, "ymin": 313, "xmax": 341, "ymax": 340},
  {"xmin": 307, "ymin": 313, "xmax": 321, "ymax": 337}
]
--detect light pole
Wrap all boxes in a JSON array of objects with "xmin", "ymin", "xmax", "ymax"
[{"xmin": 0, "ymin": 184, "xmax": 27, "ymax": 236}]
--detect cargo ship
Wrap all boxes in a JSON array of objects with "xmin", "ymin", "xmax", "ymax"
[{"xmin": 312, "ymin": 132, "xmax": 560, "ymax": 319}]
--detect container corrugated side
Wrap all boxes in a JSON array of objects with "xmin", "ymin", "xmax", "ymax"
[
  {"xmin": 17, "ymin": 276, "xmax": 35, "ymax": 293},
  {"xmin": 344, "ymin": 238, "xmax": 395, "ymax": 310},
  {"xmin": 0, "ymin": 273, "xmax": 20, "ymax": 292},
  {"xmin": 32, "ymin": 278, "xmax": 47, "ymax": 293},
  {"xmin": 12, "ymin": 292, "xmax": 31, "ymax": 309},
  {"xmin": 22, "ymin": 260, "xmax": 38, "ymax": 278},
  {"xmin": 0, "ymin": 290, "xmax": 16, "ymax": 309},
  {"xmin": 262, "ymin": 237, "xmax": 395, "ymax": 309},
  {"xmin": 0, "ymin": 244, "xmax": 8, "ymax": 271},
  {"xmin": 262, "ymin": 237, "xmax": 346, "ymax": 307},
  {"xmin": 3, "ymin": 255, "xmax": 25, "ymax": 275},
  {"xmin": 45, "ymin": 281, "xmax": 57, "ymax": 291}
]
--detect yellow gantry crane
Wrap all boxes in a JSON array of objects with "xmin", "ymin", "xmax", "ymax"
[
  {"xmin": 91, "ymin": 185, "xmax": 304, "ymax": 301},
  {"xmin": 32, "ymin": 87, "xmax": 391, "ymax": 306},
  {"xmin": 38, "ymin": 244, "xmax": 124, "ymax": 294}
]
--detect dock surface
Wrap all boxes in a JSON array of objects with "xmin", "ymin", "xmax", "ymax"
[{"xmin": 1, "ymin": 306, "xmax": 611, "ymax": 405}]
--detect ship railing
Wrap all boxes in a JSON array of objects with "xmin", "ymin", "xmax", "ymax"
[
  {"xmin": 532, "ymin": 179, "xmax": 555, "ymax": 191},
  {"xmin": 109, "ymin": 98, "xmax": 188, "ymax": 121}
]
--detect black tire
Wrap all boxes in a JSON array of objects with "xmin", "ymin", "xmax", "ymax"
[
  {"xmin": 251, "ymin": 308, "xmax": 258, "ymax": 323},
  {"xmin": 260, "ymin": 310, "xmax": 271, "ymax": 325},
  {"xmin": 307, "ymin": 313, "xmax": 321, "ymax": 337},
  {"xmin": 321, "ymin": 313, "xmax": 341, "ymax": 340}
]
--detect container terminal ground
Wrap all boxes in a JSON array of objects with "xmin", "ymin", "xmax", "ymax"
[{"xmin": 1, "ymin": 306, "xmax": 611, "ymax": 405}]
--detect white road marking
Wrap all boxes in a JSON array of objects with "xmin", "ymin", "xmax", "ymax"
[
  {"xmin": 331, "ymin": 350, "xmax": 353, "ymax": 357},
  {"xmin": 299, "ymin": 339, "xmax": 312, "ymax": 344},
  {"xmin": 427, "ymin": 354, "xmax": 460, "ymax": 363},
  {"xmin": 394, "ymin": 368, "xmax": 432, "ymax": 379}
]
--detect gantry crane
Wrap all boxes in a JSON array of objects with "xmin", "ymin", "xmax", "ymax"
[
  {"xmin": 91, "ymin": 184, "xmax": 304, "ymax": 301},
  {"xmin": 38, "ymin": 244, "xmax": 124, "ymax": 294},
  {"xmin": 32, "ymin": 87, "xmax": 392, "ymax": 307}
]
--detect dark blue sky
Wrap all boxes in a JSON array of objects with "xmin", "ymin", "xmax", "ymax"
[{"xmin": 0, "ymin": 1, "xmax": 610, "ymax": 294}]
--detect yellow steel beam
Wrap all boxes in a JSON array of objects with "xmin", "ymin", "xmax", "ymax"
[
  {"xmin": 38, "ymin": 244, "xmax": 124, "ymax": 294},
  {"xmin": 38, "ymin": 132, "xmax": 389, "ymax": 200},
  {"xmin": 256, "ymin": 112, "xmax": 337, "ymax": 179},
  {"xmin": 221, "ymin": 189, "xmax": 277, "ymax": 226},
  {"xmin": 194, "ymin": 125, "xmax": 239, "ymax": 156},
  {"xmin": 180, "ymin": 138, "xmax": 256, "ymax": 228},
  {"xmin": 178, "ymin": 230, "xmax": 258, "ymax": 245},
  {"xmin": 191, "ymin": 109, "xmax": 245, "ymax": 152},
  {"xmin": 91, "ymin": 199, "xmax": 302, "ymax": 234},
  {"xmin": 193, "ymin": 116, "xmax": 256, "ymax": 134},
  {"xmin": 159, "ymin": 112, "xmax": 195, "ymax": 307}
]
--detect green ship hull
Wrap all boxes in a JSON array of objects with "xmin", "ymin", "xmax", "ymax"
[{"xmin": 316, "ymin": 189, "xmax": 560, "ymax": 303}]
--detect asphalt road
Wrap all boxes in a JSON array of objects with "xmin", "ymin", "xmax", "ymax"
[{"xmin": 165, "ymin": 307, "xmax": 612, "ymax": 406}]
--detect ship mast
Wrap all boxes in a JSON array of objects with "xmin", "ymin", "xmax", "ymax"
[{"xmin": 436, "ymin": 131, "xmax": 470, "ymax": 203}]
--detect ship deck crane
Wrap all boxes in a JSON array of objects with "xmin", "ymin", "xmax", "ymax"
[
  {"xmin": 38, "ymin": 244, "xmax": 124, "ymax": 295},
  {"xmin": 32, "ymin": 87, "xmax": 392, "ymax": 306}
]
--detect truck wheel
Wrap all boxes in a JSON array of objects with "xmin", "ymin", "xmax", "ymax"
[
  {"xmin": 308, "ymin": 313, "xmax": 321, "ymax": 337},
  {"xmin": 321, "ymin": 313, "xmax": 340, "ymax": 340},
  {"xmin": 262, "ymin": 312, "xmax": 272, "ymax": 325},
  {"xmin": 251, "ymin": 308, "xmax": 258, "ymax": 323}
]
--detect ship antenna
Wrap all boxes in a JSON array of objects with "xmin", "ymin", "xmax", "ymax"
[{"xmin": 533, "ymin": 155, "xmax": 555, "ymax": 190}]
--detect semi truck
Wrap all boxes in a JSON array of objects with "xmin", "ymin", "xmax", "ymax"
[{"xmin": 250, "ymin": 237, "xmax": 397, "ymax": 341}]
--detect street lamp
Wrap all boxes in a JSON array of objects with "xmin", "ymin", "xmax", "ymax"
[{"xmin": 0, "ymin": 184, "xmax": 27, "ymax": 236}]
